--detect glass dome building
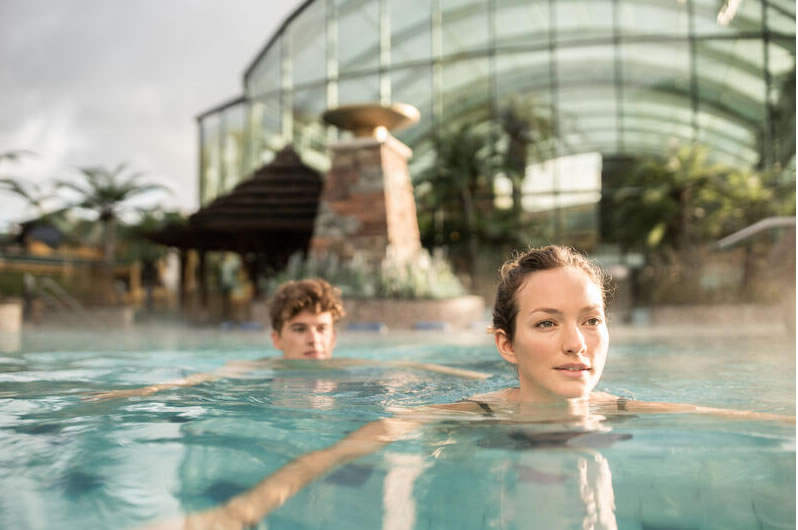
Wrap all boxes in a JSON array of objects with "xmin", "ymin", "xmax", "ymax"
[{"xmin": 197, "ymin": 0, "xmax": 795, "ymax": 249}]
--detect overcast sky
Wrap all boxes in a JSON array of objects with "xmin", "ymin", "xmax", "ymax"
[{"xmin": 0, "ymin": 0, "xmax": 297, "ymax": 230}]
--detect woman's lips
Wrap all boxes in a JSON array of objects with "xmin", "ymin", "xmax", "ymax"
[{"xmin": 554, "ymin": 364, "xmax": 590, "ymax": 378}]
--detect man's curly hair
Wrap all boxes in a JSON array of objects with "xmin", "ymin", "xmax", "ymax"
[{"xmin": 269, "ymin": 278, "xmax": 345, "ymax": 332}]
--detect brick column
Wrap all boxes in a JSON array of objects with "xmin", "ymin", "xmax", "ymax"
[{"xmin": 311, "ymin": 134, "xmax": 421, "ymax": 263}]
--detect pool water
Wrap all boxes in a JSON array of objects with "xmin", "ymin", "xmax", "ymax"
[{"xmin": 0, "ymin": 329, "xmax": 794, "ymax": 530}]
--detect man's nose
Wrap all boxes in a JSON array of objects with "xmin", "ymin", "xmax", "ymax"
[{"xmin": 308, "ymin": 328, "xmax": 323, "ymax": 343}]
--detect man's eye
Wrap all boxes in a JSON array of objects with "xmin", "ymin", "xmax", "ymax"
[{"xmin": 585, "ymin": 317, "xmax": 602, "ymax": 326}]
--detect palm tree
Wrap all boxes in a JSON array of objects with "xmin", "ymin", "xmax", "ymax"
[
  {"xmin": 609, "ymin": 144, "xmax": 729, "ymax": 261},
  {"xmin": 0, "ymin": 150, "xmax": 53, "ymax": 218},
  {"xmin": 57, "ymin": 164, "xmax": 170, "ymax": 303},
  {"xmin": 415, "ymin": 123, "xmax": 495, "ymax": 289}
]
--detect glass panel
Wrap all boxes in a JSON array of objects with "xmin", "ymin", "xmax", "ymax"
[
  {"xmin": 440, "ymin": 0, "xmax": 489, "ymax": 57},
  {"xmin": 249, "ymin": 97, "xmax": 283, "ymax": 170},
  {"xmin": 768, "ymin": 38, "xmax": 796, "ymax": 105},
  {"xmin": 200, "ymin": 114, "xmax": 221, "ymax": 205},
  {"xmin": 221, "ymin": 104, "xmax": 247, "ymax": 192},
  {"xmin": 621, "ymin": 41, "xmax": 691, "ymax": 93},
  {"xmin": 496, "ymin": 51, "xmax": 552, "ymax": 96},
  {"xmin": 557, "ymin": 84, "xmax": 617, "ymax": 155},
  {"xmin": 338, "ymin": 74, "xmax": 380, "ymax": 104},
  {"xmin": 553, "ymin": 0, "xmax": 613, "ymax": 43},
  {"xmin": 693, "ymin": 0, "xmax": 761, "ymax": 35},
  {"xmin": 618, "ymin": 0, "xmax": 688, "ymax": 37},
  {"xmin": 555, "ymin": 43, "xmax": 616, "ymax": 86},
  {"xmin": 390, "ymin": 0, "xmax": 432, "ymax": 65},
  {"xmin": 493, "ymin": 0, "xmax": 549, "ymax": 49},
  {"xmin": 495, "ymin": 52, "xmax": 555, "ymax": 161},
  {"xmin": 247, "ymin": 98, "xmax": 284, "ymax": 173},
  {"xmin": 440, "ymin": 58, "xmax": 491, "ymax": 125},
  {"xmin": 391, "ymin": 65, "xmax": 433, "ymax": 146},
  {"xmin": 247, "ymin": 40, "xmax": 281, "ymax": 97},
  {"xmin": 767, "ymin": 4, "xmax": 796, "ymax": 34},
  {"xmin": 338, "ymin": 0, "xmax": 380, "ymax": 73},
  {"xmin": 291, "ymin": 1, "xmax": 327, "ymax": 87},
  {"xmin": 293, "ymin": 85, "xmax": 330, "ymax": 172},
  {"xmin": 695, "ymin": 110, "xmax": 757, "ymax": 147},
  {"xmin": 696, "ymin": 38, "xmax": 766, "ymax": 123}
]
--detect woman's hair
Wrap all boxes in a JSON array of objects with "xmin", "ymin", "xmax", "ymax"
[
  {"xmin": 269, "ymin": 278, "xmax": 346, "ymax": 331},
  {"xmin": 492, "ymin": 245, "xmax": 609, "ymax": 341}
]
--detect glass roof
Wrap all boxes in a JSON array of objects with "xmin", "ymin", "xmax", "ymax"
[{"xmin": 199, "ymin": 0, "xmax": 795, "ymax": 197}]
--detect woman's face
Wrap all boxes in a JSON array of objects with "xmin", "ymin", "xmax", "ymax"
[{"xmin": 495, "ymin": 266, "xmax": 608, "ymax": 402}]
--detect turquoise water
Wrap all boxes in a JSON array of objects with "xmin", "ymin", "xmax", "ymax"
[{"xmin": 0, "ymin": 329, "xmax": 794, "ymax": 530}]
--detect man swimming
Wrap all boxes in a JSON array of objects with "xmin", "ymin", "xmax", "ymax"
[{"xmin": 86, "ymin": 278, "xmax": 487, "ymax": 401}]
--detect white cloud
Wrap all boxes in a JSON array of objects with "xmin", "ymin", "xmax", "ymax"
[{"xmin": 0, "ymin": 0, "xmax": 298, "ymax": 229}]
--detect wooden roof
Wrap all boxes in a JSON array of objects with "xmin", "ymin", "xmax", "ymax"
[{"xmin": 147, "ymin": 146, "xmax": 322, "ymax": 257}]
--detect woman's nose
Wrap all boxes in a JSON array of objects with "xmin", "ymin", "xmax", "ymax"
[{"xmin": 562, "ymin": 325, "xmax": 587, "ymax": 354}]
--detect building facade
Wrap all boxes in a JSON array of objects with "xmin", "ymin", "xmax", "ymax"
[{"xmin": 197, "ymin": 0, "xmax": 795, "ymax": 250}]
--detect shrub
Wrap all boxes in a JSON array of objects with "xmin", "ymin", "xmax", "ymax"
[{"xmin": 262, "ymin": 247, "xmax": 466, "ymax": 299}]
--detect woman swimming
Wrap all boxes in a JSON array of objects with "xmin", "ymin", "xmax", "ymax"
[{"xmin": 144, "ymin": 245, "xmax": 793, "ymax": 530}]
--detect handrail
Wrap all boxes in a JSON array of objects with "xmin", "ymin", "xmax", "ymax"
[
  {"xmin": 25, "ymin": 274, "xmax": 101, "ymax": 328},
  {"xmin": 714, "ymin": 216, "xmax": 796, "ymax": 249}
]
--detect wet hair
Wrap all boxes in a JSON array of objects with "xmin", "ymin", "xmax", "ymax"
[
  {"xmin": 269, "ymin": 278, "xmax": 345, "ymax": 332},
  {"xmin": 492, "ymin": 245, "xmax": 609, "ymax": 341}
]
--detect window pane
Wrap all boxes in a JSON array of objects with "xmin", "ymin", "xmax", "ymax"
[
  {"xmin": 291, "ymin": 1, "xmax": 326, "ymax": 87},
  {"xmin": 696, "ymin": 38, "xmax": 766, "ymax": 124},
  {"xmin": 390, "ymin": 0, "xmax": 432, "ymax": 65},
  {"xmin": 621, "ymin": 41, "xmax": 691, "ymax": 92},
  {"xmin": 247, "ymin": 40, "xmax": 281, "ymax": 97},
  {"xmin": 555, "ymin": 43, "xmax": 615, "ymax": 86},
  {"xmin": 554, "ymin": 0, "xmax": 613, "ymax": 43},
  {"xmin": 440, "ymin": 0, "xmax": 489, "ymax": 57},
  {"xmin": 494, "ymin": 0, "xmax": 549, "ymax": 49},
  {"xmin": 338, "ymin": 0, "xmax": 380, "ymax": 73},
  {"xmin": 618, "ymin": 1, "xmax": 688, "ymax": 37},
  {"xmin": 220, "ymin": 104, "xmax": 247, "ymax": 192},
  {"xmin": 247, "ymin": 97, "xmax": 283, "ymax": 171},
  {"xmin": 440, "ymin": 58, "xmax": 491, "ymax": 125},
  {"xmin": 767, "ymin": 4, "xmax": 796, "ymax": 35},
  {"xmin": 496, "ymin": 51, "xmax": 552, "ymax": 96},
  {"xmin": 338, "ymin": 74, "xmax": 380, "ymax": 104},
  {"xmin": 391, "ymin": 65, "xmax": 432, "ymax": 146},
  {"xmin": 200, "ymin": 114, "xmax": 221, "ymax": 205},
  {"xmin": 294, "ymin": 85, "xmax": 330, "ymax": 172},
  {"xmin": 693, "ymin": 0, "xmax": 761, "ymax": 35}
]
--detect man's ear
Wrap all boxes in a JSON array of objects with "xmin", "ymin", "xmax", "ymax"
[
  {"xmin": 271, "ymin": 329, "xmax": 282, "ymax": 351},
  {"xmin": 495, "ymin": 330, "xmax": 517, "ymax": 365}
]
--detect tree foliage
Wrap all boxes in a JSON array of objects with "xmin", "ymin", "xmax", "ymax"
[
  {"xmin": 607, "ymin": 144, "xmax": 795, "ymax": 259},
  {"xmin": 414, "ymin": 100, "xmax": 556, "ymax": 286}
]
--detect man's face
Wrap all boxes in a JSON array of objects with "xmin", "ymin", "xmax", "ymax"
[{"xmin": 271, "ymin": 310, "xmax": 336, "ymax": 360}]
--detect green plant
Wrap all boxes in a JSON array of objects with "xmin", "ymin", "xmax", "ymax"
[
  {"xmin": 262, "ymin": 247, "xmax": 466, "ymax": 300},
  {"xmin": 56, "ymin": 164, "xmax": 170, "ymax": 302}
]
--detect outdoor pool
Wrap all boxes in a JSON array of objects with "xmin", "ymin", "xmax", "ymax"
[{"xmin": 0, "ymin": 328, "xmax": 794, "ymax": 529}]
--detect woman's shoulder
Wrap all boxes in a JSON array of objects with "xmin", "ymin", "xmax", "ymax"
[{"xmin": 468, "ymin": 388, "xmax": 519, "ymax": 403}]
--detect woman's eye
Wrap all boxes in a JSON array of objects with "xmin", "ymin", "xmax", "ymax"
[{"xmin": 535, "ymin": 320, "xmax": 555, "ymax": 329}]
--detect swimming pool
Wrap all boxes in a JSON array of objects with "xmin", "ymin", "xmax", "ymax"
[{"xmin": 0, "ymin": 328, "xmax": 794, "ymax": 529}]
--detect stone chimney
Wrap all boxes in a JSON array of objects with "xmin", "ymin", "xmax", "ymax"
[{"xmin": 311, "ymin": 103, "xmax": 422, "ymax": 264}]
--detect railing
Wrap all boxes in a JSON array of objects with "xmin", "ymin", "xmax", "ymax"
[
  {"xmin": 714, "ymin": 216, "xmax": 796, "ymax": 250},
  {"xmin": 25, "ymin": 274, "xmax": 101, "ymax": 328}
]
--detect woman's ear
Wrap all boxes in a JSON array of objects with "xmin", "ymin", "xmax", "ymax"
[{"xmin": 494, "ymin": 330, "xmax": 517, "ymax": 365}]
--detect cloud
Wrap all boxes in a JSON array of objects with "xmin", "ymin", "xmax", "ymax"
[{"xmin": 0, "ymin": 0, "xmax": 297, "ymax": 228}]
